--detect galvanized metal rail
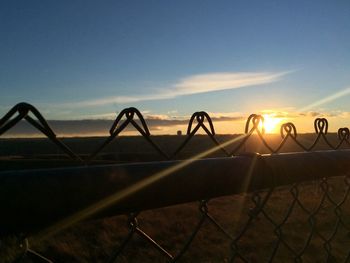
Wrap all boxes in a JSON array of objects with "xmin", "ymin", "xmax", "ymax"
[
  {"xmin": 1, "ymin": 103, "xmax": 350, "ymax": 262},
  {"xmin": 1, "ymin": 149, "xmax": 350, "ymax": 236}
]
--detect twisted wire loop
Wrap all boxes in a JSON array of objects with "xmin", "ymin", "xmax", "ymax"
[
  {"xmin": 235, "ymin": 116, "xmax": 350, "ymax": 154},
  {"xmin": 244, "ymin": 114, "xmax": 265, "ymax": 135},
  {"xmin": 0, "ymin": 102, "xmax": 81, "ymax": 161},
  {"xmin": 308, "ymin": 118, "xmax": 335, "ymax": 150},
  {"xmin": 314, "ymin": 118, "xmax": 329, "ymax": 135},
  {"xmin": 171, "ymin": 111, "xmax": 229, "ymax": 158},
  {"xmin": 280, "ymin": 122, "xmax": 297, "ymax": 139},
  {"xmin": 88, "ymin": 107, "xmax": 169, "ymax": 162},
  {"xmin": 230, "ymin": 114, "xmax": 275, "ymax": 155},
  {"xmin": 274, "ymin": 122, "xmax": 306, "ymax": 153},
  {"xmin": 338, "ymin": 127, "xmax": 350, "ymax": 140},
  {"xmin": 337, "ymin": 127, "xmax": 350, "ymax": 149},
  {"xmin": 3, "ymin": 103, "xmax": 350, "ymax": 262},
  {"xmin": 1, "ymin": 103, "xmax": 350, "ymax": 160},
  {"xmin": 301, "ymin": 117, "xmax": 340, "ymax": 151}
]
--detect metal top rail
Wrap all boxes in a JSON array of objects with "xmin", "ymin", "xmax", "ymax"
[
  {"xmin": 1, "ymin": 149, "xmax": 350, "ymax": 235},
  {"xmin": 2, "ymin": 103, "xmax": 350, "ymax": 262}
]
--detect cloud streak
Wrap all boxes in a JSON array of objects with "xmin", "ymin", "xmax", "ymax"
[
  {"xmin": 172, "ymin": 71, "xmax": 287, "ymax": 95},
  {"xmin": 60, "ymin": 71, "xmax": 289, "ymax": 108}
]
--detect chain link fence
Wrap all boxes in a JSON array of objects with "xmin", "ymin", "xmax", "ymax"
[{"xmin": 1, "ymin": 102, "xmax": 350, "ymax": 262}]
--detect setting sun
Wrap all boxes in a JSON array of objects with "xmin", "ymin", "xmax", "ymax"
[{"xmin": 261, "ymin": 114, "xmax": 283, "ymax": 133}]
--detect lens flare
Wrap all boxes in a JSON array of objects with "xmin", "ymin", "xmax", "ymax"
[{"xmin": 30, "ymin": 134, "xmax": 248, "ymax": 244}]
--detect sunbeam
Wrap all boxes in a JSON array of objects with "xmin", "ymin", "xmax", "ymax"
[
  {"xmin": 234, "ymin": 143, "xmax": 263, "ymax": 225},
  {"xmin": 30, "ymin": 134, "xmax": 248, "ymax": 244},
  {"xmin": 300, "ymin": 87, "xmax": 350, "ymax": 112}
]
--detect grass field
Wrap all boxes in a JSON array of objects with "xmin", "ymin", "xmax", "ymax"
[{"xmin": 1, "ymin": 134, "xmax": 350, "ymax": 262}]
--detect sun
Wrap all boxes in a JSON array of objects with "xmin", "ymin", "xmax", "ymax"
[{"xmin": 261, "ymin": 114, "xmax": 283, "ymax": 133}]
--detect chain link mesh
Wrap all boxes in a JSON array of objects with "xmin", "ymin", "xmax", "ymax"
[{"xmin": 1, "ymin": 103, "xmax": 350, "ymax": 262}]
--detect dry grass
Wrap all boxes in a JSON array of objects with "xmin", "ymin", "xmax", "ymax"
[
  {"xmin": 2, "ymin": 178, "xmax": 347, "ymax": 263},
  {"xmin": 1, "ymin": 135, "xmax": 350, "ymax": 262}
]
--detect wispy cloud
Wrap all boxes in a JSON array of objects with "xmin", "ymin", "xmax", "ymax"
[
  {"xmin": 58, "ymin": 71, "xmax": 289, "ymax": 108},
  {"xmin": 172, "ymin": 71, "xmax": 288, "ymax": 96}
]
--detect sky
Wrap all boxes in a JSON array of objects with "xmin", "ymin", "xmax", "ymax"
[{"xmin": 1, "ymin": 1, "xmax": 350, "ymax": 136}]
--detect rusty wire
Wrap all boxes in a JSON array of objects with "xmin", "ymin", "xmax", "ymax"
[{"xmin": 1, "ymin": 103, "xmax": 350, "ymax": 262}]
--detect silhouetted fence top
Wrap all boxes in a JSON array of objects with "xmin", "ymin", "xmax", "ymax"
[
  {"xmin": 1, "ymin": 103, "xmax": 350, "ymax": 163},
  {"xmin": 1, "ymin": 103, "xmax": 350, "ymax": 263}
]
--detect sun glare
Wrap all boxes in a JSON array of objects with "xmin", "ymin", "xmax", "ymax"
[{"xmin": 261, "ymin": 114, "xmax": 283, "ymax": 133}]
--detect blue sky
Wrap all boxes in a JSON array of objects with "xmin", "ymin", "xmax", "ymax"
[{"xmin": 1, "ymin": 1, "xmax": 350, "ymax": 134}]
